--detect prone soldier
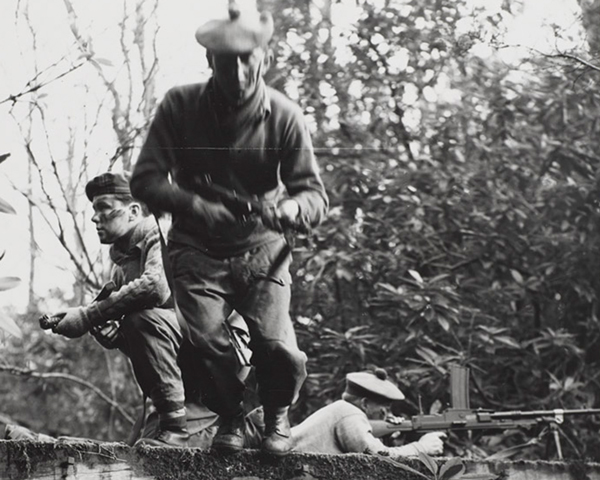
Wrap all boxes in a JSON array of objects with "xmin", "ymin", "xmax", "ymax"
[{"xmin": 292, "ymin": 368, "xmax": 446, "ymax": 457}]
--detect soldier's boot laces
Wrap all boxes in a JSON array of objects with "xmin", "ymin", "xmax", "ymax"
[
  {"xmin": 211, "ymin": 412, "xmax": 245, "ymax": 453},
  {"xmin": 262, "ymin": 406, "xmax": 294, "ymax": 456}
]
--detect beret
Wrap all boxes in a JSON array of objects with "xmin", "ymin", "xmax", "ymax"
[
  {"xmin": 345, "ymin": 368, "xmax": 405, "ymax": 402},
  {"xmin": 195, "ymin": 3, "xmax": 274, "ymax": 54},
  {"xmin": 85, "ymin": 172, "xmax": 131, "ymax": 201}
]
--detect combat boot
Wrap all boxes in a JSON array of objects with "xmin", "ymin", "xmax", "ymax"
[
  {"xmin": 134, "ymin": 410, "xmax": 190, "ymax": 448},
  {"xmin": 134, "ymin": 427, "xmax": 190, "ymax": 447},
  {"xmin": 261, "ymin": 406, "xmax": 294, "ymax": 456},
  {"xmin": 211, "ymin": 412, "xmax": 245, "ymax": 453}
]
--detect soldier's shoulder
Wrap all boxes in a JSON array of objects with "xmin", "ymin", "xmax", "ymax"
[
  {"xmin": 267, "ymin": 86, "xmax": 304, "ymax": 118},
  {"xmin": 135, "ymin": 217, "xmax": 161, "ymax": 247},
  {"xmin": 164, "ymin": 82, "xmax": 208, "ymax": 102}
]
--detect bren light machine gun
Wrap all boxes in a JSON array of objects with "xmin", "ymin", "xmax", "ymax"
[{"xmin": 370, "ymin": 365, "xmax": 600, "ymax": 459}]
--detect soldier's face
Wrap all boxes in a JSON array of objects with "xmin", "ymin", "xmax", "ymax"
[
  {"xmin": 210, "ymin": 47, "xmax": 267, "ymax": 105},
  {"xmin": 363, "ymin": 399, "xmax": 392, "ymax": 420},
  {"xmin": 91, "ymin": 195, "xmax": 137, "ymax": 244}
]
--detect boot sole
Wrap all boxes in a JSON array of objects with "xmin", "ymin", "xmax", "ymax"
[
  {"xmin": 134, "ymin": 439, "xmax": 188, "ymax": 448},
  {"xmin": 211, "ymin": 442, "xmax": 244, "ymax": 454},
  {"xmin": 261, "ymin": 441, "xmax": 294, "ymax": 457},
  {"xmin": 261, "ymin": 448, "xmax": 293, "ymax": 457}
]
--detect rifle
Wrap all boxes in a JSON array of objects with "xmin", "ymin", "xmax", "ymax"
[
  {"xmin": 196, "ymin": 174, "xmax": 310, "ymax": 235},
  {"xmin": 370, "ymin": 365, "xmax": 600, "ymax": 459},
  {"xmin": 39, "ymin": 281, "xmax": 116, "ymax": 330},
  {"xmin": 371, "ymin": 407, "xmax": 600, "ymax": 436}
]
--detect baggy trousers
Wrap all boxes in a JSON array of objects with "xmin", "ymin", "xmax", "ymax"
[
  {"xmin": 118, "ymin": 308, "xmax": 185, "ymax": 413},
  {"xmin": 169, "ymin": 237, "xmax": 307, "ymax": 418}
]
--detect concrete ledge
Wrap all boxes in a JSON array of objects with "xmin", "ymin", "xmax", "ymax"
[{"xmin": 2, "ymin": 440, "xmax": 600, "ymax": 480}]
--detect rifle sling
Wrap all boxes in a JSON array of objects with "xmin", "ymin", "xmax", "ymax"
[{"xmin": 154, "ymin": 215, "xmax": 191, "ymax": 340}]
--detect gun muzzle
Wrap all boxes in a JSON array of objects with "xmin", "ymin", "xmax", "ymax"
[{"xmin": 39, "ymin": 312, "xmax": 66, "ymax": 330}]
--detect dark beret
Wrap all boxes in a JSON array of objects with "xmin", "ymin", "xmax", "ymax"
[
  {"xmin": 345, "ymin": 368, "xmax": 405, "ymax": 402},
  {"xmin": 85, "ymin": 172, "xmax": 131, "ymax": 201}
]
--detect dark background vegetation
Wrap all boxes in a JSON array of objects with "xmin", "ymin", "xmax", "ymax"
[{"xmin": 2, "ymin": 0, "xmax": 600, "ymax": 462}]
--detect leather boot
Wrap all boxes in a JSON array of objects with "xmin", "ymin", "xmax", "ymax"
[
  {"xmin": 211, "ymin": 412, "xmax": 245, "ymax": 453},
  {"xmin": 134, "ymin": 427, "xmax": 190, "ymax": 447},
  {"xmin": 262, "ymin": 406, "xmax": 294, "ymax": 456}
]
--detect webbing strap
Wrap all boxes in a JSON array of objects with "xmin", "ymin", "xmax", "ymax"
[{"xmin": 153, "ymin": 214, "xmax": 190, "ymax": 338}]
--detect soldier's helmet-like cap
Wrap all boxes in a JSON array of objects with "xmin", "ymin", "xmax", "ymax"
[
  {"xmin": 345, "ymin": 368, "xmax": 405, "ymax": 402},
  {"xmin": 195, "ymin": 1, "xmax": 274, "ymax": 54},
  {"xmin": 85, "ymin": 172, "xmax": 131, "ymax": 202}
]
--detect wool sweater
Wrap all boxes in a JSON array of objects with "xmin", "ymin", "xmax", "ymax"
[
  {"xmin": 291, "ymin": 400, "xmax": 422, "ymax": 458},
  {"xmin": 83, "ymin": 217, "xmax": 171, "ymax": 326},
  {"xmin": 130, "ymin": 79, "xmax": 328, "ymax": 257}
]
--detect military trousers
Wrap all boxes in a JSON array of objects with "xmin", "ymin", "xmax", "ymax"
[
  {"xmin": 118, "ymin": 308, "xmax": 185, "ymax": 414},
  {"xmin": 169, "ymin": 237, "xmax": 307, "ymax": 418}
]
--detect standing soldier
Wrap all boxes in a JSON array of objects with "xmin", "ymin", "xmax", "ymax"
[{"xmin": 130, "ymin": 2, "xmax": 328, "ymax": 456}]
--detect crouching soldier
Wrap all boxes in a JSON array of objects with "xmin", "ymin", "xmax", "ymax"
[{"xmin": 40, "ymin": 172, "xmax": 188, "ymax": 447}]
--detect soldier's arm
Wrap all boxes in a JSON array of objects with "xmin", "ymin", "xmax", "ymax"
[
  {"xmin": 83, "ymin": 229, "xmax": 169, "ymax": 326},
  {"xmin": 279, "ymin": 107, "xmax": 329, "ymax": 230},
  {"xmin": 130, "ymin": 89, "xmax": 195, "ymax": 215}
]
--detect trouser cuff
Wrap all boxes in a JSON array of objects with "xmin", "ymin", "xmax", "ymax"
[{"xmin": 154, "ymin": 399, "xmax": 185, "ymax": 415}]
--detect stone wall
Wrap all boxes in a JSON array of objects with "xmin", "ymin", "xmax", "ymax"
[{"xmin": 1, "ymin": 440, "xmax": 600, "ymax": 480}]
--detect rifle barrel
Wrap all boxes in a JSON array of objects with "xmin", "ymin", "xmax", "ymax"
[
  {"xmin": 370, "ymin": 408, "xmax": 600, "ymax": 437},
  {"xmin": 487, "ymin": 408, "xmax": 600, "ymax": 419}
]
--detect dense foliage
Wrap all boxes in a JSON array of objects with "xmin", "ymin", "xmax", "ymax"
[
  {"xmin": 2, "ymin": 0, "xmax": 600, "ymax": 462},
  {"xmin": 261, "ymin": 0, "xmax": 600, "ymax": 460}
]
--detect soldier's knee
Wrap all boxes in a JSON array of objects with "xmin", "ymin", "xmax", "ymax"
[
  {"xmin": 121, "ymin": 310, "xmax": 154, "ymax": 334},
  {"xmin": 253, "ymin": 340, "xmax": 306, "ymax": 375},
  {"xmin": 120, "ymin": 309, "xmax": 178, "ymax": 345}
]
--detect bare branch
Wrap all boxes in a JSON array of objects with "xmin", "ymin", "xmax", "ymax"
[
  {"xmin": 497, "ymin": 42, "xmax": 600, "ymax": 73},
  {"xmin": 18, "ymin": 180, "xmax": 102, "ymax": 290},
  {"xmin": 6, "ymin": 124, "xmax": 101, "ymax": 290},
  {"xmin": 0, "ymin": 61, "xmax": 86, "ymax": 106},
  {"xmin": 121, "ymin": 0, "xmax": 134, "ymax": 120},
  {"xmin": 0, "ymin": 364, "xmax": 135, "ymax": 425},
  {"xmin": 10, "ymin": 106, "xmax": 102, "ymax": 288},
  {"xmin": 547, "ymin": 52, "xmax": 600, "ymax": 73},
  {"xmin": 32, "ymin": 103, "xmax": 100, "ymax": 285},
  {"xmin": 63, "ymin": 0, "xmax": 137, "ymax": 170}
]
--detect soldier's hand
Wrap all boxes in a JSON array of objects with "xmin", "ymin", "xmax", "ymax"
[
  {"xmin": 385, "ymin": 414, "xmax": 405, "ymax": 425},
  {"xmin": 91, "ymin": 320, "xmax": 122, "ymax": 350},
  {"xmin": 191, "ymin": 196, "xmax": 236, "ymax": 229},
  {"xmin": 261, "ymin": 199, "xmax": 299, "ymax": 232},
  {"xmin": 417, "ymin": 431, "xmax": 446, "ymax": 456},
  {"xmin": 51, "ymin": 307, "xmax": 92, "ymax": 338}
]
